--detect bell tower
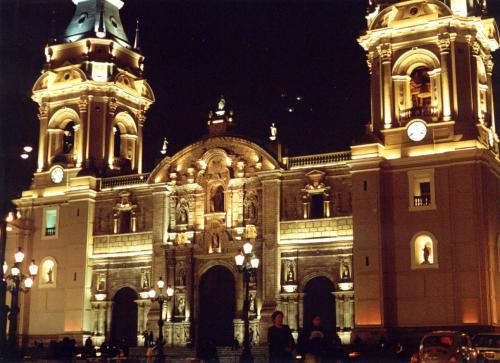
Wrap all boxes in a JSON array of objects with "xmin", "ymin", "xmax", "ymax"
[
  {"xmin": 32, "ymin": 0, "xmax": 155, "ymax": 176},
  {"xmin": 358, "ymin": 0, "xmax": 498, "ymax": 154}
]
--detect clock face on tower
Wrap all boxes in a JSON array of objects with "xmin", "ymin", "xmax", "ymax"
[
  {"xmin": 407, "ymin": 121, "xmax": 428, "ymax": 142},
  {"xmin": 50, "ymin": 166, "xmax": 64, "ymax": 184}
]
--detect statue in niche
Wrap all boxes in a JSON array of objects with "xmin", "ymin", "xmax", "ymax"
[
  {"xmin": 211, "ymin": 186, "xmax": 224, "ymax": 212},
  {"xmin": 212, "ymin": 233, "xmax": 220, "ymax": 251},
  {"xmin": 97, "ymin": 275, "xmax": 106, "ymax": 291},
  {"xmin": 47, "ymin": 268, "xmax": 53, "ymax": 284},
  {"xmin": 142, "ymin": 271, "xmax": 150, "ymax": 289},
  {"xmin": 218, "ymin": 96, "xmax": 225, "ymax": 110},
  {"xmin": 177, "ymin": 268, "xmax": 186, "ymax": 286},
  {"xmin": 422, "ymin": 243, "xmax": 432, "ymax": 264},
  {"xmin": 176, "ymin": 296, "xmax": 185, "ymax": 315},
  {"xmin": 342, "ymin": 262, "xmax": 350, "ymax": 280},
  {"xmin": 249, "ymin": 293, "xmax": 256, "ymax": 313},
  {"xmin": 244, "ymin": 195, "xmax": 258, "ymax": 223},
  {"xmin": 286, "ymin": 263, "xmax": 295, "ymax": 282},
  {"xmin": 178, "ymin": 206, "xmax": 188, "ymax": 224}
]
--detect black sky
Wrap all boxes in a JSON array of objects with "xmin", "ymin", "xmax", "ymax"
[{"xmin": 1, "ymin": 0, "xmax": 500, "ymax": 211}]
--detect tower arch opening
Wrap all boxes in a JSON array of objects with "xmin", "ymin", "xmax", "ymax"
[{"xmin": 392, "ymin": 49, "xmax": 441, "ymax": 124}]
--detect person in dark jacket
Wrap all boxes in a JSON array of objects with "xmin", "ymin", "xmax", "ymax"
[
  {"xmin": 268, "ymin": 310, "xmax": 295, "ymax": 362},
  {"xmin": 298, "ymin": 315, "xmax": 330, "ymax": 363}
]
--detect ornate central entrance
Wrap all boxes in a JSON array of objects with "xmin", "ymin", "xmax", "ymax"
[
  {"xmin": 199, "ymin": 265, "xmax": 235, "ymax": 346},
  {"xmin": 303, "ymin": 276, "xmax": 335, "ymax": 332},
  {"xmin": 111, "ymin": 287, "xmax": 138, "ymax": 347}
]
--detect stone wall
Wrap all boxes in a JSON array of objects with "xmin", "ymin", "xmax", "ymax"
[
  {"xmin": 280, "ymin": 216, "xmax": 353, "ymax": 241},
  {"xmin": 92, "ymin": 231, "xmax": 153, "ymax": 255}
]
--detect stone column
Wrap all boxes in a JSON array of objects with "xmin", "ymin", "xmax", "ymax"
[
  {"xmin": 259, "ymin": 175, "xmax": 281, "ymax": 342},
  {"xmin": 392, "ymin": 75, "xmax": 410, "ymax": 125},
  {"xmin": 37, "ymin": 103, "xmax": 49, "ymax": 171},
  {"xmin": 106, "ymin": 98, "xmax": 117, "ymax": 168},
  {"xmin": 379, "ymin": 43, "xmax": 393, "ymax": 129},
  {"xmin": 136, "ymin": 111, "xmax": 146, "ymax": 174},
  {"xmin": 78, "ymin": 97, "xmax": 88, "ymax": 165},
  {"xmin": 438, "ymin": 34, "xmax": 452, "ymax": 121},
  {"xmin": 105, "ymin": 302, "xmax": 113, "ymax": 338},
  {"xmin": 428, "ymin": 69, "xmax": 441, "ymax": 120},
  {"xmin": 298, "ymin": 293, "xmax": 305, "ymax": 330}
]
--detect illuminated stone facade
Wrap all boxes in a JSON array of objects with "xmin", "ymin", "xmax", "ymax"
[{"xmin": 5, "ymin": 0, "xmax": 500, "ymax": 349}]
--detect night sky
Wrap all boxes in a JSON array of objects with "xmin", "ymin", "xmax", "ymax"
[{"xmin": 1, "ymin": 0, "xmax": 500, "ymax": 211}]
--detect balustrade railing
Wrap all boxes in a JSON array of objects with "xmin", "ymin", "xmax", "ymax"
[
  {"xmin": 287, "ymin": 151, "xmax": 351, "ymax": 169},
  {"xmin": 400, "ymin": 106, "xmax": 438, "ymax": 121},
  {"xmin": 413, "ymin": 195, "xmax": 431, "ymax": 207},
  {"xmin": 100, "ymin": 173, "xmax": 150, "ymax": 189}
]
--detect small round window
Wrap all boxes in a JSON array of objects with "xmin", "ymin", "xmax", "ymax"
[
  {"xmin": 78, "ymin": 12, "xmax": 88, "ymax": 24},
  {"xmin": 409, "ymin": 7, "xmax": 418, "ymax": 16},
  {"xmin": 110, "ymin": 16, "xmax": 118, "ymax": 29}
]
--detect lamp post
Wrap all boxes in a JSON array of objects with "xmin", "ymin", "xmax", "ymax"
[
  {"xmin": 3, "ymin": 247, "xmax": 38, "ymax": 355},
  {"xmin": 235, "ymin": 241, "xmax": 259, "ymax": 363},
  {"xmin": 148, "ymin": 277, "xmax": 174, "ymax": 363}
]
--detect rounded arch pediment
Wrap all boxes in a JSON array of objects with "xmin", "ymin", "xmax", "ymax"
[
  {"xmin": 33, "ymin": 68, "xmax": 88, "ymax": 93},
  {"xmin": 369, "ymin": 0, "xmax": 452, "ymax": 30},
  {"xmin": 113, "ymin": 72, "xmax": 155, "ymax": 103},
  {"xmin": 148, "ymin": 135, "xmax": 282, "ymax": 184}
]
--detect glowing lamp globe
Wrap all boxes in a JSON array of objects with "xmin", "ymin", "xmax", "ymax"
[
  {"xmin": 157, "ymin": 277, "xmax": 165, "ymax": 289},
  {"xmin": 166, "ymin": 286, "xmax": 174, "ymax": 297},
  {"xmin": 148, "ymin": 288, "xmax": 156, "ymax": 299},
  {"xmin": 11, "ymin": 266, "xmax": 20, "ymax": 276},
  {"xmin": 29, "ymin": 260, "xmax": 38, "ymax": 276},
  {"xmin": 243, "ymin": 242, "xmax": 253, "ymax": 255},
  {"xmin": 14, "ymin": 248, "xmax": 25, "ymax": 263},
  {"xmin": 2, "ymin": 261, "xmax": 7, "ymax": 275},
  {"xmin": 235, "ymin": 253, "xmax": 244, "ymax": 267},
  {"xmin": 24, "ymin": 277, "xmax": 33, "ymax": 289},
  {"xmin": 6, "ymin": 212, "xmax": 14, "ymax": 222},
  {"xmin": 250, "ymin": 256, "xmax": 260, "ymax": 269}
]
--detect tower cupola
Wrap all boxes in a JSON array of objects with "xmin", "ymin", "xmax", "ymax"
[
  {"xmin": 64, "ymin": 0, "xmax": 130, "ymax": 46},
  {"xmin": 31, "ymin": 0, "xmax": 155, "ymax": 177}
]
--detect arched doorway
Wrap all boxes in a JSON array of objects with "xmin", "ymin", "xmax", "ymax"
[
  {"xmin": 303, "ymin": 277, "xmax": 335, "ymax": 333},
  {"xmin": 199, "ymin": 266, "xmax": 235, "ymax": 346},
  {"xmin": 111, "ymin": 287, "xmax": 138, "ymax": 347}
]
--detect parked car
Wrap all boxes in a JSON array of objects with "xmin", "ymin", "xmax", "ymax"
[
  {"xmin": 410, "ymin": 331, "xmax": 477, "ymax": 363},
  {"xmin": 473, "ymin": 333, "xmax": 500, "ymax": 362}
]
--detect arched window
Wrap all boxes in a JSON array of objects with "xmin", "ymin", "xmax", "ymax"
[
  {"xmin": 39, "ymin": 257, "xmax": 57, "ymax": 288},
  {"xmin": 410, "ymin": 232, "xmax": 439, "ymax": 269},
  {"xmin": 63, "ymin": 121, "xmax": 76, "ymax": 154}
]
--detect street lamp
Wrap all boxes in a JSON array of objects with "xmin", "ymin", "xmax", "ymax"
[
  {"xmin": 235, "ymin": 241, "xmax": 259, "ymax": 363},
  {"xmin": 148, "ymin": 277, "xmax": 174, "ymax": 362},
  {"xmin": 3, "ymin": 248, "xmax": 38, "ymax": 355}
]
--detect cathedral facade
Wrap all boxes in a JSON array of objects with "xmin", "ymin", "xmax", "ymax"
[{"xmin": 4, "ymin": 0, "xmax": 500, "ymax": 349}]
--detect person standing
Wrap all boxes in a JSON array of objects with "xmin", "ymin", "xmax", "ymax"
[
  {"xmin": 298, "ymin": 315, "xmax": 330, "ymax": 363},
  {"xmin": 268, "ymin": 310, "xmax": 295, "ymax": 362}
]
